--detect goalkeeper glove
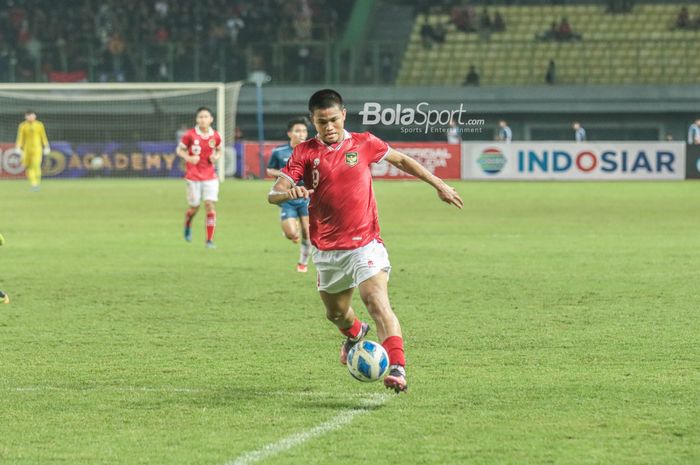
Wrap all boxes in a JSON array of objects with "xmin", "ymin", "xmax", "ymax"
[{"xmin": 43, "ymin": 146, "xmax": 51, "ymax": 155}]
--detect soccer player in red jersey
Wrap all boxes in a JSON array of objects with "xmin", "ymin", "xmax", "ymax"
[
  {"xmin": 268, "ymin": 90, "xmax": 463, "ymax": 393},
  {"xmin": 176, "ymin": 107, "xmax": 223, "ymax": 248}
]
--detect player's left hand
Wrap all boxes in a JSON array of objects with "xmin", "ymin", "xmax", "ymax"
[
  {"xmin": 43, "ymin": 146, "xmax": 51, "ymax": 155},
  {"xmin": 437, "ymin": 183, "xmax": 463, "ymax": 209}
]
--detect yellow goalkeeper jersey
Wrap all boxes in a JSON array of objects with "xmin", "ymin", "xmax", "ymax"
[{"xmin": 16, "ymin": 120, "xmax": 49, "ymax": 152}]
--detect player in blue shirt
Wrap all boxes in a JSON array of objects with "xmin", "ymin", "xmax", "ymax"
[
  {"xmin": 267, "ymin": 117, "xmax": 312, "ymax": 272},
  {"xmin": 573, "ymin": 121, "xmax": 587, "ymax": 142},
  {"xmin": 688, "ymin": 118, "xmax": 700, "ymax": 144}
]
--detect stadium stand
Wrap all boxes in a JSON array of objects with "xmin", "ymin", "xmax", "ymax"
[
  {"xmin": 0, "ymin": 0, "xmax": 352, "ymax": 83},
  {"xmin": 396, "ymin": 3, "xmax": 700, "ymax": 86}
]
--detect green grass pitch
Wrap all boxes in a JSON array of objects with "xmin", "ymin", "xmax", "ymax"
[{"xmin": 0, "ymin": 179, "xmax": 698, "ymax": 465}]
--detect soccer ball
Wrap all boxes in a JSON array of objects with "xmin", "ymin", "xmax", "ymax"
[{"xmin": 347, "ymin": 340, "xmax": 389, "ymax": 382}]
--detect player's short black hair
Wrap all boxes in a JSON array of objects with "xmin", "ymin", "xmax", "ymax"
[
  {"xmin": 287, "ymin": 117, "xmax": 308, "ymax": 131},
  {"xmin": 195, "ymin": 106, "xmax": 213, "ymax": 117},
  {"xmin": 25, "ymin": 109, "xmax": 36, "ymax": 115},
  {"xmin": 308, "ymin": 89, "xmax": 343, "ymax": 113}
]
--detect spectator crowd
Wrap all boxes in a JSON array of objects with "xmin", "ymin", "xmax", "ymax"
[{"xmin": 0, "ymin": 0, "xmax": 350, "ymax": 82}]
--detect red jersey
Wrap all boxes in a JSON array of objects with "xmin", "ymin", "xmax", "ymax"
[
  {"xmin": 179, "ymin": 126, "xmax": 221, "ymax": 181},
  {"xmin": 280, "ymin": 130, "xmax": 390, "ymax": 251}
]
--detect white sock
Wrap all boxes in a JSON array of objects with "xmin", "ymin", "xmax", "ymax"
[{"xmin": 299, "ymin": 239, "xmax": 311, "ymax": 265}]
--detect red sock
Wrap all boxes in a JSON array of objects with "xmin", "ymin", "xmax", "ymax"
[
  {"xmin": 185, "ymin": 210, "xmax": 195, "ymax": 228},
  {"xmin": 339, "ymin": 318, "xmax": 363, "ymax": 339},
  {"xmin": 206, "ymin": 211, "xmax": 216, "ymax": 241},
  {"xmin": 382, "ymin": 336, "xmax": 406, "ymax": 367}
]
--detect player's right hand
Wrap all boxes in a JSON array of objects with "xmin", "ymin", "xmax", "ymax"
[
  {"xmin": 287, "ymin": 186, "xmax": 314, "ymax": 199},
  {"xmin": 437, "ymin": 183, "xmax": 464, "ymax": 209}
]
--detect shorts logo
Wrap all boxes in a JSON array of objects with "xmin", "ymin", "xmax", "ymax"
[
  {"xmin": 209, "ymin": 139, "xmax": 216, "ymax": 148},
  {"xmin": 313, "ymin": 158, "xmax": 320, "ymax": 167},
  {"xmin": 345, "ymin": 152, "xmax": 358, "ymax": 167}
]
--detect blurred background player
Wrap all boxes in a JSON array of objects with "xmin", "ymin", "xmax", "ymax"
[
  {"xmin": 176, "ymin": 107, "xmax": 222, "ymax": 248},
  {"xmin": 573, "ymin": 121, "xmax": 587, "ymax": 142},
  {"xmin": 687, "ymin": 118, "xmax": 700, "ymax": 145},
  {"xmin": 266, "ymin": 117, "xmax": 312, "ymax": 273},
  {"xmin": 15, "ymin": 110, "xmax": 50, "ymax": 191},
  {"xmin": 268, "ymin": 89, "xmax": 463, "ymax": 393},
  {"xmin": 498, "ymin": 120, "xmax": 512, "ymax": 143}
]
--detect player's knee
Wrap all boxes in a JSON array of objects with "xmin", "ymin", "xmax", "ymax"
[{"xmin": 285, "ymin": 231, "xmax": 300, "ymax": 242}]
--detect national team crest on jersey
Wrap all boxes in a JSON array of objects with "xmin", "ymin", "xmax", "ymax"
[
  {"xmin": 345, "ymin": 152, "xmax": 358, "ymax": 167},
  {"xmin": 208, "ymin": 139, "xmax": 216, "ymax": 148}
]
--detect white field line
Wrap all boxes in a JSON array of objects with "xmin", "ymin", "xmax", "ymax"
[
  {"xmin": 224, "ymin": 393, "xmax": 390, "ymax": 465},
  {"xmin": 4, "ymin": 386, "xmax": 206, "ymax": 393},
  {"xmin": 6, "ymin": 387, "xmax": 376, "ymax": 398},
  {"xmin": 5, "ymin": 387, "xmax": 374, "ymax": 397}
]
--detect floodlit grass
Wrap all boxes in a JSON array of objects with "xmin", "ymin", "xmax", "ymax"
[{"xmin": 1, "ymin": 179, "xmax": 698, "ymax": 465}]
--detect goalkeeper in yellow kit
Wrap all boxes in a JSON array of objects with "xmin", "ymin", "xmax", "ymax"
[{"xmin": 16, "ymin": 110, "xmax": 50, "ymax": 190}]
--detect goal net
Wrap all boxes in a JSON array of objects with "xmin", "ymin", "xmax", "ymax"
[{"xmin": 0, "ymin": 82, "xmax": 243, "ymax": 181}]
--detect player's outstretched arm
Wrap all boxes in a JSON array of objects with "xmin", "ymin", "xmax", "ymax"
[
  {"xmin": 268, "ymin": 176, "xmax": 314, "ymax": 205},
  {"xmin": 385, "ymin": 148, "xmax": 463, "ymax": 209}
]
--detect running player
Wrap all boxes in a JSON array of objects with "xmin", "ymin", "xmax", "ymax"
[
  {"xmin": 267, "ymin": 89, "xmax": 463, "ymax": 393},
  {"xmin": 15, "ymin": 110, "xmax": 50, "ymax": 191},
  {"xmin": 266, "ymin": 118, "xmax": 312, "ymax": 272},
  {"xmin": 176, "ymin": 107, "xmax": 222, "ymax": 248}
]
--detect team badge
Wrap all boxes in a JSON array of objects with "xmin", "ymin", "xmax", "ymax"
[
  {"xmin": 208, "ymin": 139, "xmax": 216, "ymax": 148},
  {"xmin": 345, "ymin": 152, "xmax": 358, "ymax": 167}
]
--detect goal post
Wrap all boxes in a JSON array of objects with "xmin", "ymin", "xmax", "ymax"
[{"xmin": 0, "ymin": 82, "xmax": 243, "ymax": 182}]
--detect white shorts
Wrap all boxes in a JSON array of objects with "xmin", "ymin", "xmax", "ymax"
[
  {"xmin": 312, "ymin": 239, "xmax": 391, "ymax": 294},
  {"xmin": 186, "ymin": 179, "xmax": 219, "ymax": 207}
]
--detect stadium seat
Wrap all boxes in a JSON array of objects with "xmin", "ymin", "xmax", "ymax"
[{"xmin": 396, "ymin": 3, "xmax": 698, "ymax": 86}]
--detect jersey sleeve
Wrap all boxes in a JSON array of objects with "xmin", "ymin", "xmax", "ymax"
[
  {"xmin": 279, "ymin": 146, "xmax": 305, "ymax": 185},
  {"xmin": 365, "ymin": 132, "xmax": 390, "ymax": 164},
  {"xmin": 267, "ymin": 150, "xmax": 281, "ymax": 170},
  {"xmin": 16, "ymin": 123, "xmax": 24, "ymax": 148},
  {"xmin": 39, "ymin": 122, "xmax": 49, "ymax": 146},
  {"xmin": 178, "ymin": 132, "xmax": 191, "ymax": 150}
]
